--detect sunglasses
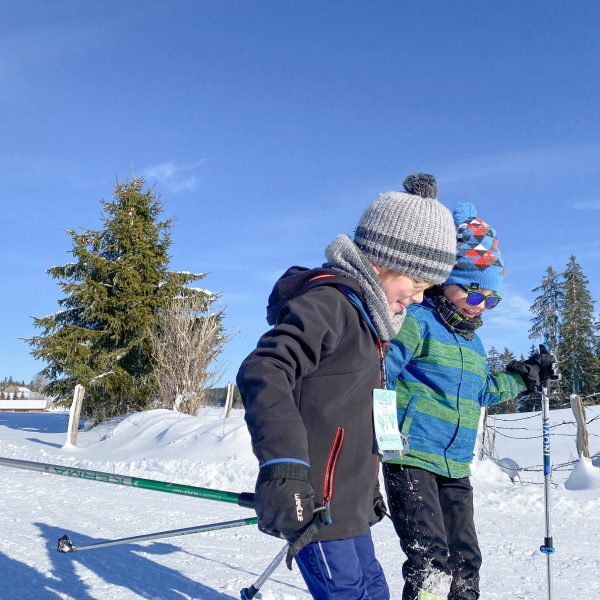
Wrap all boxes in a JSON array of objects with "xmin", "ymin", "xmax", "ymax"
[{"xmin": 457, "ymin": 284, "xmax": 502, "ymax": 310}]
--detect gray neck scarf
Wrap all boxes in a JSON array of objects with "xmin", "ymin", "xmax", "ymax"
[{"xmin": 324, "ymin": 234, "xmax": 404, "ymax": 341}]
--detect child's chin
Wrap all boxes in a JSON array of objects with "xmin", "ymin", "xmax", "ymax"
[{"xmin": 460, "ymin": 310, "xmax": 480, "ymax": 319}]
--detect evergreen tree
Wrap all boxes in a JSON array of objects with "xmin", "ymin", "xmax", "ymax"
[
  {"xmin": 529, "ymin": 266, "xmax": 563, "ymax": 353},
  {"xmin": 487, "ymin": 346, "xmax": 502, "ymax": 374},
  {"xmin": 558, "ymin": 256, "xmax": 598, "ymax": 399},
  {"xmin": 498, "ymin": 347, "xmax": 516, "ymax": 370},
  {"xmin": 594, "ymin": 314, "xmax": 600, "ymax": 401},
  {"xmin": 488, "ymin": 347, "xmax": 518, "ymax": 414},
  {"xmin": 516, "ymin": 388, "xmax": 540, "ymax": 413},
  {"xmin": 28, "ymin": 178, "xmax": 206, "ymax": 421}
]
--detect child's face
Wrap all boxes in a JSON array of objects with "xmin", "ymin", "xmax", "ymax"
[
  {"xmin": 374, "ymin": 266, "xmax": 432, "ymax": 315},
  {"xmin": 443, "ymin": 284, "xmax": 494, "ymax": 319}
]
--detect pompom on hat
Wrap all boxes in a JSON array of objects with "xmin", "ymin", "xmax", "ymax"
[
  {"xmin": 353, "ymin": 173, "xmax": 457, "ymax": 285},
  {"xmin": 444, "ymin": 202, "xmax": 506, "ymax": 292}
]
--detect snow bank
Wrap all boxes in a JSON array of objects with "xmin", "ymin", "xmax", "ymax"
[
  {"xmin": 1, "ymin": 407, "xmax": 600, "ymax": 598},
  {"xmin": 564, "ymin": 456, "xmax": 600, "ymax": 490}
]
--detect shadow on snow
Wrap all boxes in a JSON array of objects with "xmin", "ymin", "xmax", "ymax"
[
  {"xmin": 2, "ymin": 522, "xmax": 239, "ymax": 599},
  {"xmin": 0, "ymin": 550, "xmax": 64, "ymax": 599},
  {"xmin": 0, "ymin": 412, "xmax": 71, "ymax": 434}
]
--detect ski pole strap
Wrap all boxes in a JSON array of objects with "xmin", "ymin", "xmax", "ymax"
[
  {"xmin": 285, "ymin": 505, "xmax": 330, "ymax": 570},
  {"xmin": 540, "ymin": 537, "xmax": 556, "ymax": 555}
]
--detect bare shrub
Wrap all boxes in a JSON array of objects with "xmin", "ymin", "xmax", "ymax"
[{"xmin": 150, "ymin": 291, "xmax": 227, "ymax": 414}]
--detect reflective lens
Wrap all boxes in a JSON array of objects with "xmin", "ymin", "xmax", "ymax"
[
  {"xmin": 483, "ymin": 295, "xmax": 501, "ymax": 309},
  {"xmin": 458, "ymin": 285, "xmax": 501, "ymax": 310},
  {"xmin": 464, "ymin": 291, "xmax": 485, "ymax": 306}
]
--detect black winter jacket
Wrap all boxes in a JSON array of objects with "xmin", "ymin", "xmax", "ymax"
[{"xmin": 237, "ymin": 267, "xmax": 383, "ymax": 541}]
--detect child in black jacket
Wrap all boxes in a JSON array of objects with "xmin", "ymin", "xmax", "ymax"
[{"xmin": 237, "ymin": 173, "xmax": 457, "ymax": 600}]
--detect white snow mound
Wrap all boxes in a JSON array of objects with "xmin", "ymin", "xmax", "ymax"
[{"xmin": 564, "ymin": 456, "xmax": 600, "ymax": 490}]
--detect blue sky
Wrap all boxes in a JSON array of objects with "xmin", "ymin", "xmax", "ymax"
[{"xmin": 2, "ymin": 1, "xmax": 599, "ymax": 386}]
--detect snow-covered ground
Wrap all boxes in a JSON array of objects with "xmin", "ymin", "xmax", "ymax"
[{"xmin": 0, "ymin": 406, "xmax": 599, "ymax": 599}]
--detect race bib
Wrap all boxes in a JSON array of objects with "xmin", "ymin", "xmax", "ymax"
[{"xmin": 373, "ymin": 388, "xmax": 404, "ymax": 452}]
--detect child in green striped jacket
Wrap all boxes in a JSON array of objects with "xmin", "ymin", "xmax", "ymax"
[{"xmin": 383, "ymin": 203, "xmax": 545, "ymax": 600}]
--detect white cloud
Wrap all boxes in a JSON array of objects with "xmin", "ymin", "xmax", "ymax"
[{"xmin": 142, "ymin": 160, "xmax": 205, "ymax": 193}]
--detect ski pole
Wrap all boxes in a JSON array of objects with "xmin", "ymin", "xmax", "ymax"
[
  {"xmin": 239, "ymin": 505, "xmax": 331, "ymax": 599},
  {"xmin": 240, "ymin": 542, "xmax": 289, "ymax": 600},
  {"xmin": 0, "ymin": 456, "xmax": 254, "ymax": 508},
  {"xmin": 540, "ymin": 381, "xmax": 554, "ymax": 600},
  {"xmin": 537, "ymin": 344, "xmax": 560, "ymax": 600},
  {"xmin": 57, "ymin": 516, "xmax": 258, "ymax": 553}
]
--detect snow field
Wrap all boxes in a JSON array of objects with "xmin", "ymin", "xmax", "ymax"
[{"xmin": 0, "ymin": 407, "xmax": 598, "ymax": 599}]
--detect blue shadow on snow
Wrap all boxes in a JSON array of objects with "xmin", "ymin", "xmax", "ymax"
[
  {"xmin": 35, "ymin": 522, "xmax": 237, "ymax": 599},
  {"xmin": 25, "ymin": 438, "xmax": 63, "ymax": 449},
  {"xmin": 0, "ymin": 550, "xmax": 65, "ymax": 600},
  {"xmin": 0, "ymin": 412, "xmax": 73, "ymax": 434}
]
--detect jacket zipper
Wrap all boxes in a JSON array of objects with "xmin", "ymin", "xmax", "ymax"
[
  {"xmin": 321, "ymin": 426, "xmax": 345, "ymax": 524},
  {"xmin": 376, "ymin": 339, "xmax": 387, "ymax": 388}
]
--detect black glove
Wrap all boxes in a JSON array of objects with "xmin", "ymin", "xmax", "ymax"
[
  {"xmin": 254, "ymin": 462, "xmax": 315, "ymax": 542},
  {"xmin": 506, "ymin": 344, "xmax": 559, "ymax": 393},
  {"xmin": 506, "ymin": 357, "xmax": 541, "ymax": 393},
  {"xmin": 370, "ymin": 482, "xmax": 388, "ymax": 524}
]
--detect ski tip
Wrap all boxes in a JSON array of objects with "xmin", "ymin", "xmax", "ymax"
[{"xmin": 57, "ymin": 534, "xmax": 76, "ymax": 553}]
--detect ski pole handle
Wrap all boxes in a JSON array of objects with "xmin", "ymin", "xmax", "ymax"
[{"xmin": 237, "ymin": 492, "xmax": 255, "ymax": 509}]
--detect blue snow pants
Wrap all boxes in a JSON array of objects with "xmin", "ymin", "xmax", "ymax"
[{"xmin": 294, "ymin": 529, "xmax": 390, "ymax": 600}]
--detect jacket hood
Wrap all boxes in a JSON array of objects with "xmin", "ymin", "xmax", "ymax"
[{"xmin": 266, "ymin": 266, "xmax": 362, "ymax": 326}]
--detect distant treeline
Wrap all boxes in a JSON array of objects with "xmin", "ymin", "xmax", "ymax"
[{"xmin": 203, "ymin": 385, "xmax": 243, "ymax": 408}]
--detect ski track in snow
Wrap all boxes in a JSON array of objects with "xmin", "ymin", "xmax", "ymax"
[{"xmin": 0, "ymin": 408, "xmax": 599, "ymax": 599}]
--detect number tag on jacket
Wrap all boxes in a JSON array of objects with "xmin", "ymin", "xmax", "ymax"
[{"xmin": 373, "ymin": 389, "xmax": 403, "ymax": 452}]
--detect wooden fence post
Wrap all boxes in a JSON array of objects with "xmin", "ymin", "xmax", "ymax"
[
  {"xmin": 224, "ymin": 383, "xmax": 235, "ymax": 419},
  {"xmin": 570, "ymin": 393, "xmax": 589, "ymax": 458},
  {"xmin": 64, "ymin": 385, "xmax": 85, "ymax": 448},
  {"xmin": 478, "ymin": 408, "xmax": 488, "ymax": 460}
]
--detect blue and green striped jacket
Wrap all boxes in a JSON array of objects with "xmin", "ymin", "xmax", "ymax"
[{"xmin": 386, "ymin": 298, "xmax": 526, "ymax": 478}]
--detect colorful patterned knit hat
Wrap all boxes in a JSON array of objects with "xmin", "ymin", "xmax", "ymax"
[
  {"xmin": 445, "ymin": 202, "xmax": 506, "ymax": 292},
  {"xmin": 353, "ymin": 173, "xmax": 456, "ymax": 284}
]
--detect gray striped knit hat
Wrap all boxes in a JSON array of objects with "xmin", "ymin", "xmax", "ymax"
[{"xmin": 353, "ymin": 173, "xmax": 456, "ymax": 284}]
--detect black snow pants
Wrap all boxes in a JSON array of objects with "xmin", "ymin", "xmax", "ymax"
[{"xmin": 382, "ymin": 464, "xmax": 482, "ymax": 600}]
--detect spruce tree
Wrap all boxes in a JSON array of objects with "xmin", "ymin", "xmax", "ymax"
[
  {"xmin": 558, "ymin": 256, "xmax": 598, "ymax": 399},
  {"xmin": 529, "ymin": 266, "xmax": 563, "ymax": 353},
  {"xmin": 593, "ymin": 314, "xmax": 600, "ymax": 401},
  {"xmin": 29, "ymin": 178, "xmax": 205, "ymax": 420},
  {"xmin": 487, "ymin": 346, "xmax": 502, "ymax": 374},
  {"xmin": 487, "ymin": 347, "xmax": 518, "ymax": 414},
  {"xmin": 498, "ymin": 347, "xmax": 516, "ymax": 370}
]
